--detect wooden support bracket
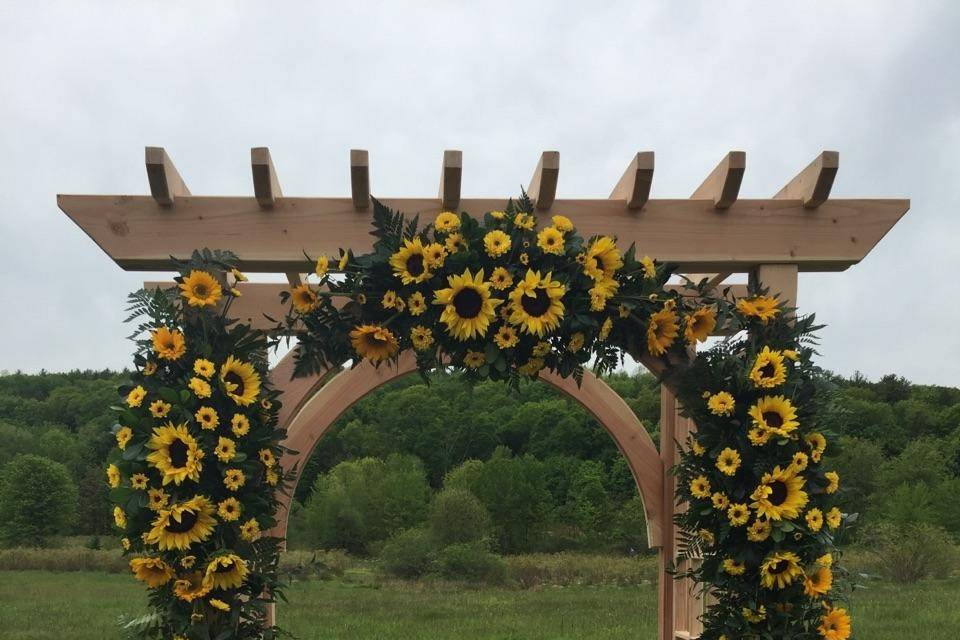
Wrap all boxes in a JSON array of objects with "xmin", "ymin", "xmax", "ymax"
[
  {"xmin": 691, "ymin": 151, "xmax": 745, "ymax": 209},
  {"xmin": 610, "ymin": 151, "xmax": 655, "ymax": 210},
  {"xmin": 527, "ymin": 151, "xmax": 559, "ymax": 210},
  {"xmin": 774, "ymin": 150, "xmax": 839, "ymax": 209},
  {"xmin": 438, "ymin": 150, "xmax": 462, "ymax": 211},
  {"xmin": 251, "ymin": 147, "xmax": 282, "ymax": 209},
  {"xmin": 350, "ymin": 149, "xmax": 370, "ymax": 210},
  {"xmin": 145, "ymin": 147, "xmax": 190, "ymax": 206}
]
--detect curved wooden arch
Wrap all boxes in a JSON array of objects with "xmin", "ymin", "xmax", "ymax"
[{"xmin": 269, "ymin": 350, "xmax": 665, "ymax": 547}]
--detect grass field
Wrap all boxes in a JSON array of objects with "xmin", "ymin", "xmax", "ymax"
[{"xmin": 0, "ymin": 571, "xmax": 958, "ymax": 639}]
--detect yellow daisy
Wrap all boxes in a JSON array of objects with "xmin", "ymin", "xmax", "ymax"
[
  {"xmin": 193, "ymin": 358, "xmax": 215, "ymax": 378},
  {"xmin": 599, "ymin": 317, "xmax": 613, "ymax": 340},
  {"xmin": 116, "ymin": 426, "xmax": 133, "ymax": 450},
  {"xmin": 445, "ymin": 232, "xmax": 467, "ymax": 254},
  {"xmin": 290, "ymin": 284, "xmax": 320, "ymax": 314},
  {"xmin": 195, "ymin": 406, "xmax": 219, "ymax": 431},
  {"xmin": 690, "ymin": 475, "xmax": 711, "ymax": 499},
  {"xmin": 513, "ymin": 212, "xmax": 535, "ymax": 230},
  {"xmin": 214, "ymin": 436, "xmax": 236, "ymax": 463},
  {"xmin": 640, "ymin": 256, "xmax": 656, "ymax": 279},
  {"xmin": 106, "ymin": 464, "xmax": 121, "ymax": 488},
  {"xmin": 147, "ymin": 488, "xmax": 169, "ymax": 511},
  {"xmin": 230, "ymin": 414, "xmax": 250, "ymax": 437},
  {"xmin": 240, "ymin": 518, "xmax": 261, "ymax": 542},
  {"xmin": 463, "ymin": 351, "xmax": 486, "ymax": 369},
  {"xmin": 149, "ymin": 400, "xmax": 171, "ymax": 419},
  {"xmin": 130, "ymin": 473, "xmax": 149, "ymax": 490},
  {"xmin": 551, "ymin": 215, "xmax": 573, "ymax": 232},
  {"xmin": 567, "ymin": 332, "xmax": 585, "ymax": 353},
  {"xmin": 747, "ymin": 519, "xmax": 772, "ymax": 542},
  {"xmin": 826, "ymin": 507, "xmax": 842, "ymax": 530},
  {"xmin": 489, "ymin": 267, "xmax": 513, "ymax": 290},
  {"xmin": 410, "ymin": 325, "xmax": 434, "ymax": 351},
  {"xmin": 494, "ymin": 325, "xmax": 519, "ymax": 349},
  {"xmin": 224, "ymin": 468, "xmax": 246, "ymax": 491},
  {"xmin": 407, "ymin": 292, "xmax": 427, "ymax": 316},
  {"xmin": 434, "ymin": 211, "xmax": 460, "ymax": 232},
  {"xmin": 425, "ymin": 243, "xmax": 447, "ymax": 268},
  {"xmin": 727, "ymin": 503, "xmax": 750, "ymax": 526},
  {"xmin": 805, "ymin": 507, "xmax": 824, "ymax": 532},
  {"xmin": 711, "ymin": 492, "xmax": 730, "ymax": 510},
  {"xmin": 188, "ymin": 377, "xmax": 212, "ymax": 399},
  {"xmin": 172, "ymin": 571, "xmax": 213, "ymax": 602},
  {"xmin": 217, "ymin": 497, "xmax": 242, "ymax": 522},
  {"xmin": 142, "ymin": 361, "xmax": 157, "ymax": 376},
  {"xmin": 825, "ymin": 471, "xmax": 840, "ymax": 494},
  {"xmin": 722, "ymin": 558, "xmax": 746, "ymax": 576},
  {"xmin": 716, "ymin": 448, "xmax": 741, "ymax": 476},
  {"xmin": 484, "ymin": 230, "xmax": 512, "ymax": 258},
  {"xmin": 536, "ymin": 226, "xmax": 564, "ymax": 255},
  {"xmin": 209, "ymin": 598, "xmax": 231, "ymax": 612},
  {"xmin": 707, "ymin": 392, "xmax": 735, "ymax": 416}
]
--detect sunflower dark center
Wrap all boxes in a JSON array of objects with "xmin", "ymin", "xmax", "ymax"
[
  {"xmin": 769, "ymin": 560, "xmax": 790, "ymax": 574},
  {"xmin": 364, "ymin": 333, "xmax": 389, "ymax": 348},
  {"xmin": 225, "ymin": 371, "xmax": 245, "ymax": 396},
  {"xmin": 453, "ymin": 288, "xmax": 483, "ymax": 319},
  {"xmin": 520, "ymin": 287, "xmax": 552, "ymax": 317},
  {"xmin": 215, "ymin": 560, "xmax": 235, "ymax": 573},
  {"xmin": 406, "ymin": 254, "xmax": 425, "ymax": 277},
  {"xmin": 593, "ymin": 256, "xmax": 604, "ymax": 270},
  {"xmin": 762, "ymin": 411, "xmax": 784, "ymax": 429},
  {"xmin": 194, "ymin": 284, "xmax": 208, "ymax": 297},
  {"xmin": 768, "ymin": 480, "xmax": 788, "ymax": 506},
  {"xmin": 760, "ymin": 362, "xmax": 776, "ymax": 378},
  {"xmin": 165, "ymin": 509, "xmax": 199, "ymax": 534},
  {"xmin": 169, "ymin": 439, "xmax": 189, "ymax": 467}
]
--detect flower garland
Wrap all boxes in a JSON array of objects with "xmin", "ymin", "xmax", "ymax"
[{"xmin": 108, "ymin": 250, "xmax": 287, "ymax": 639}]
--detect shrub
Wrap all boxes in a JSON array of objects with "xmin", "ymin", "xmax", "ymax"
[
  {"xmin": 436, "ymin": 541, "xmax": 506, "ymax": 584},
  {"xmin": 505, "ymin": 552, "xmax": 657, "ymax": 589},
  {"xmin": 0, "ymin": 547, "xmax": 125, "ymax": 572},
  {"xmin": 610, "ymin": 495, "xmax": 649, "ymax": 552},
  {"xmin": 862, "ymin": 521, "xmax": 958, "ymax": 582},
  {"xmin": 380, "ymin": 528, "xmax": 436, "ymax": 579},
  {"xmin": 428, "ymin": 488, "xmax": 491, "ymax": 545},
  {"xmin": 0, "ymin": 454, "xmax": 78, "ymax": 547}
]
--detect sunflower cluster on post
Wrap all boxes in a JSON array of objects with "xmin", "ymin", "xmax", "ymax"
[
  {"xmin": 672, "ymin": 300, "xmax": 852, "ymax": 640},
  {"xmin": 282, "ymin": 195, "xmax": 722, "ymax": 384},
  {"xmin": 108, "ymin": 250, "xmax": 287, "ymax": 640}
]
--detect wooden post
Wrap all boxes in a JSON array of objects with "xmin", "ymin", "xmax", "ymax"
[
  {"xmin": 438, "ymin": 150, "xmax": 462, "ymax": 211},
  {"xmin": 659, "ymin": 387, "xmax": 677, "ymax": 640},
  {"xmin": 350, "ymin": 149, "xmax": 370, "ymax": 210},
  {"xmin": 527, "ymin": 151, "xmax": 559, "ymax": 210},
  {"xmin": 750, "ymin": 264, "xmax": 798, "ymax": 313}
]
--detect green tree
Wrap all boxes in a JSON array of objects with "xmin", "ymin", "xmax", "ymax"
[
  {"xmin": 826, "ymin": 436, "xmax": 884, "ymax": 510},
  {"xmin": 0, "ymin": 454, "xmax": 79, "ymax": 547},
  {"xmin": 428, "ymin": 488, "xmax": 491, "ymax": 545}
]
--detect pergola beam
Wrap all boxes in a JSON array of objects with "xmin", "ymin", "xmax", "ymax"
[
  {"xmin": 438, "ymin": 150, "xmax": 462, "ymax": 211},
  {"xmin": 691, "ymin": 151, "xmax": 745, "ymax": 209},
  {"xmin": 528, "ymin": 151, "xmax": 559, "ymax": 210},
  {"xmin": 610, "ymin": 151, "xmax": 655, "ymax": 210},
  {"xmin": 251, "ymin": 147, "xmax": 282, "ymax": 209},
  {"xmin": 350, "ymin": 149, "xmax": 370, "ymax": 210},
  {"xmin": 145, "ymin": 147, "xmax": 190, "ymax": 206},
  {"xmin": 774, "ymin": 151, "xmax": 839, "ymax": 209}
]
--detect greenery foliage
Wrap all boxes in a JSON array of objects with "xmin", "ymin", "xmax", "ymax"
[{"xmin": 0, "ymin": 454, "xmax": 78, "ymax": 547}]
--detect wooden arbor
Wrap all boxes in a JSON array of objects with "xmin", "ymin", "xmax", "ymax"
[{"xmin": 59, "ymin": 147, "xmax": 908, "ymax": 640}]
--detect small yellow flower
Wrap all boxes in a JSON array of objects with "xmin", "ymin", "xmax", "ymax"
[
  {"xmin": 126, "ymin": 386, "xmax": 147, "ymax": 408},
  {"xmin": 551, "ymin": 215, "xmax": 573, "ymax": 232},
  {"xmin": 410, "ymin": 326, "xmax": 434, "ymax": 351},
  {"xmin": 711, "ymin": 492, "xmax": 730, "ymax": 510},
  {"xmin": 121, "ymin": 538, "xmax": 130, "ymax": 551},
  {"xmin": 188, "ymin": 377, "xmax": 212, "ymax": 399},
  {"xmin": 490, "ymin": 210, "xmax": 506, "ymax": 220},
  {"xmin": 435, "ymin": 211, "xmax": 461, "ymax": 232},
  {"xmin": 113, "ymin": 506, "xmax": 126, "ymax": 529},
  {"xmin": 106, "ymin": 464, "xmax": 121, "ymax": 488},
  {"xmin": 494, "ymin": 325, "xmax": 519, "ymax": 349},
  {"xmin": 805, "ymin": 507, "xmax": 824, "ymax": 532},
  {"xmin": 826, "ymin": 507, "xmax": 842, "ymax": 530},
  {"xmin": 519, "ymin": 252, "xmax": 529, "ymax": 265},
  {"xmin": 463, "ymin": 350, "xmax": 486, "ymax": 369},
  {"xmin": 193, "ymin": 358, "xmax": 216, "ymax": 378},
  {"xmin": 382, "ymin": 290, "xmax": 400, "ymax": 310},
  {"xmin": 149, "ymin": 400, "xmax": 171, "ymax": 419},
  {"xmin": 209, "ymin": 598, "xmax": 231, "ymax": 612},
  {"xmin": 513, "ymin": 212, "xmax": 535, "ymax": 230},
  {"xmin": 142, "ymin": 361, "xmax": 157, "ymax": 376},
  {"xmin": 315, "ymin": 255, "xmax": 329, "ymax": 277},
  {"xmin": 425, "ymin": 243, "xmax": 447, "ymax": 268},
  {"xmin": 707, "ymin": 392, "xmax": 735, "ymax": 416},
  {"xmin": 567, "ymin": 332, "xmax": 585, "ymax": 353},
  {"xmin": 215, "ymin": 437, "xmax": 236, "ymax": 463},
  {"xmin": 490, "ymin": 267, "xmax": 513, "ymax": 290},
  {"xmin": 195, "ymin": 406, "xmax": 219, "ymax": 430},
  {"xmin": 240, "ymin": 518, "xmax": 261, "ymax": 542},
  {"xmin": 747, "ymin": 519, "xmax": 771, "ymax": 542},
  {"xmin": 536, "ymin": 226, "xmax": 565, "ymax": 255},
  {"xmin": 407, "ymin": 292, "xmax": 427, "ymax": 316},
  {"xmin": 727, "ymin": 503, "xmax": 750, "ymax": 526},
  {"xmin": 130, "ymin": 473, "xmax": 149, "ymax": 490},
  {"xmin": 484, "ymin": 230, "xmax": 512, "ymax": 258},
  {"xmin": 116, "ymin": 426, "xmax": 133, "ymax": 450},
  {"xmin": 599, "ymin": 317, "xmax": 613, "ymax": 341},
  {"xmin": 259, "ymin": 448, "xmax": 276, "ymax": 467},
  {"xmin": 690, "ymin": 440, "xmax": 706, "ymax": 457},
  {"xmin": 290, "ymin": 284, "xmax": 320, "ymax": 314},
  {"xmin": 445, "ymin": 232, "xmax": 466, "ymax": 254},
  {"xmin": 147, "ymin": 488, "xmax": 169, "ymax": 511},
  {"xmin": 640, "ymin": 256, "xmax": 656, "ymax": 279},
  {"xmin": 722, "ymin": 558, "xmax": 746, "ymax": 575},
  {"xmin": 231, "ymin": 414, "xmax": 250, "ymax": 437},
  {"xmin": 690, "ymin": 475, "xmax": 711, "ymax": 499},
  {"xmin": 716, "ymin": 448, "xmax": 741, "ymax": 476},
  {"xmin": 792, "ymin": 451, "xmax": 809, "ymax": 471},
  {"xmin": 217, "ymin": 497, "xmax": 242, "ymax": 522},
  {"xmin": 824, "ymin": 471, "xmax": 840, "ymax": 494},
  {"xmin": 338, "ymin": 252, "xmax": 349, "ymax": 270},
  {"xmin": 618, "ymin": 304, "xmax": 630, "ymax": 319},
  {"xmin": 224, "ymin": 468, "xmax": 246, "ymax": 491}
]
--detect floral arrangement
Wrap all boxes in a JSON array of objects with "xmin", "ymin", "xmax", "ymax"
[
  {"xmin": 672, "ymin": 309, "xmax": 852, "ymax": 640},
  {"xmin": 108, "ymin": 250, "xmax": 287, "ymax": 640}
]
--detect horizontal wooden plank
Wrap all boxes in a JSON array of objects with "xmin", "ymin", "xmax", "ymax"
[{"xmin": 59, "ymin": 195, "xmax": 909, "ymax": 272}]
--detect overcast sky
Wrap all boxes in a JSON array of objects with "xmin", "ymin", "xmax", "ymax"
[{"xmin": 1, "ymin": 2, "xmax": 958, "ymax": 386}]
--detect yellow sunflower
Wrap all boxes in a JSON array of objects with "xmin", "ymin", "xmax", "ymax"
[
  {"xmin": 130, "ymin": 473, "xmax": 149, "ymax": 490},
  {"xmin": 760, "ymin": 550, "xmax": 803, "ymax": 589},
  {"xmin": 536, "ymin": 226, "xmax": 565, "ymax": 255},
  {"xmin": 640, "ymin": 256, "xmax": 656, "ymax": 279},
  {"xmin": 214, "ymin": 436, "xmax": 236, "ymax": 463},
  {"xmin": 145, "ymin": 496, "xmax": 217, "ymax": 551},
  {"xmin": 494, "ymin": 325, "xmax": 519, "ymax": 349},
  {"xmin": 240, "ymin": 518, "xmax": 261, "ymax": 542},
  {"xmin": 410, "ymin": 325, "xmax": 434, "ymax": 351},
  {"xmin": 390, "ymin": 237, "xmax": 433, "ymax": 284},
  {"xmin": 749, "ymin": 346, "xmax": 788, "ymax": 388},
  {"xmin": 106, "ymin": 464, "xmax": 121, "ymax": 488},
  {"xmin": 806, "ymin": 432, "xmax": 827, "ymax": 461},
  {"xmin": 407, "ymin": 292, "xmax": 427, "ymax": 316},
  {"xmin": 589, "ymin": 277, "xmax": 618, "ymax": 312},
  {"xmin": 690, "ymin": 475, "xmax": 711, "ymax": 499},
  {"xmin": 149, "ymin": 400, "xmax": 171, "ymax": 419},
  {"xmin": 551, "ymin": 215, "xmax": 573, "ymax": 232},
  {"xmin": 722, "ymin": 558, "xmax": 746, "ymax": 576},
  {"xmin": 507, "ymin": 270, "xmax": 565, "ymax": 337},
  {"xmin": 792, "ymin": 451, "xmax": 810, "ymax": 471},
  {"xmin": 434, "ymin": 269, "xmax": 501, "ymax": 340},
  {"xmin": 116, "ymin": 426, "xmax": 133, "ymax": 450},
  {"xmin": 195, "ymin": 406, "xmax": 219, "ymax": 431},
  {"xmin": 826, "ymin": 507, "xmax": 842, "ymax": 530},
  {"xmin": 193, "ymin": 358, "xmax": 215, "ymax": 378},
  {"xmin": 824, "ymin": 471, "xmax": 840, "ymax": 494},
  {"xmin": 805, "ymin": 507, "xmax": 824, "ymax": 532},
  {"xmin": 315, "ymin": 255, "xmax": 329, "ymax": 277},
  {"xmin": 736, "ymin": 295, "xmax": 781, "ymax": 323},
  {"xmin": 818, "ymin": 608, "xmax": 851, "ymax": 640},
  {"xmin": 217, "ymin": 497, "xmax": 242, "ymax": 522},
  {"xmin": 435, "ymin": 211, "xmax": 460, "ymax": 233},
  {"xmin": 146, "ymin": 423, "xmax": 204, "ymax": 486},
  {"xmin": 259, "ymin": 448, "xmax": 276, "ymax": 467},
  {"xmin": 489, "ymin": 267, "xmax": 513, "ymax": 290},
  {"xmin": 747, "ymin": 519, "xmax": 772, "ymax": 542},
  {"xmin": 805, "ymin": 568, "xmax": 832, "ymax": 598},
  {"xmin": 707, "ymin": 391, "xmax": 735, "ymax": 416},
  {"xmin": 749, "ymin": 395, "xmax": 800, "ymax": 437},
  {"xmin": 684, "ymin": 307, "xmax": 717, "ymax": 344},
  {"xmin": 582, "ymin": 236, "xmax": 623, "ymax": 281},
  {"xmin": 727, "ymin": 503, "xmax": 750, "ymax": 526},
  {"xmin": 220, "ymin": 356, "xmax": 261, "ymax": 406},
  {"xmin": 750, "ymin": 465, "xmax": 809, "ymax": 520},
  {"xmin": 130, "ymin": 556, "xmax": 175, "ymax": 588},
  {"xmin": 230, "ymin": 414, "xmax": 250, "ymax": 437},
  {"xmin": 209, "ymin": 598, "xmax": 231, "ymax": 612},
  {"xmin": 224, "ymin": 468, "xmax": 246, "ymax": 491},
  {"xmin": 179, "ymin": 270, "xmax": 222, "ymax": 308},
  {"xmin": 716, "ymin": 448, "xmax": 741, "ymax": 476},
  {"xmin": 646, "ymin": 307, "xmax": 679, "ymax": 356},
  {"xmin": 290, "ymin": 284, "xmax": 320, "ymax": 314},
  {"xmin": 172, "ymin": 571, "xmax": 213, "ymax": 602},
  {"xmin": 152, "ymin": 327, "xmax": 186, "ymax": 361},
  {"xmin": 463, "ymin": 351, "xmax": 486, "ymax": 369},
  {"xmin": 350, "ymin": 324, "xmax": 400, "ymax": 363},
  {"xmin": 484, "ymin": 230, "xmax": 512, "ymax": 258},
  {"xmin": 147, "ymin": 488, "xmax": 169, "ymax": 511}
]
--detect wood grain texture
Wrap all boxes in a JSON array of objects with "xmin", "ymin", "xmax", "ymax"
[
  {"xmin": 774, "ymin": 150, "xmax": 839, "ymax": 209},
  {"xmin": 59, "ymin": 195, "xmax": 910, "ymax": 272},
  {"xmin": 751, "ymin": 263, "xmax": 799, "ymax": 311},
  {"xmin": 691, "ymin": 151, "xmax": 745, "ymax": 209},
  {"xmin": 251, "ymin": 147, "xmax": 282, "ymax": 208},
  {"xmin": 610, "ymin": 151, "xmax": 654, "ymax": 209},
  {"xmin": 350, "ymin": 149, "xmax": 370, "ymax": 210},
  {"xmin": 438, "ymin": 150, "xmax": 462, "ymax": 211},
  {"xmin": 144, "ymin": 147, "xmax": 190, "ymax": 206},
  {"xmin": 527, "ymin": 151, "xmax": 559, "ymax": 210}
]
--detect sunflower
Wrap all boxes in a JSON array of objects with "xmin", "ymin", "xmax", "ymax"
[
  {"xmin": 425, "ymin": 243, "xmax": 447, "ymax": 268},
  {"xmin": 727, "ymin": 503, "xmax": 750, "ymax": 526},
  {"xmin": 220, "ymin": 356, "xmax": 261, "ymax": 406},
  {"xmin": 484, "ymin": 230, "xmax": 512, "ymax": 258},
  {"xmin": 582, "ymin": 236, "xmax": 622, "ymax": 281},
  {"xmin": 805, "ymin": 507, "xmax": 824, "ymax": 532},
  {"xmin": 751, "ymin": 465, "xmax": 809, "ymax": 520},
  {"xmin": 145, "ymin": 496, "xmax": 217, "ymax": 550},
  {"xmin": 716, "ymin": 448, "xmax": 741, "ymax": 476},
  {"xmin": 640, "ymin": 256, "xmax": 656, "ymax": 279},
  {"xmin": 507, "ymin": 270, "xmax": 565, "ymax": 337},
  {"xmin": 434, "ymin": 269, "xmax": 502, "ymax": 340},
  {"xmin": 760, "ymin": 551, "xmax": 803, "ymax": 589},
  {"xmin": 350, "ymin": 324, "xmax": 400, "ymax": 363},
  {"xmin": 209, "ymin": 598, "xmax": 231, "ymax": 612},
  {"xmin": 177, "ymin": 269, "xmax": 221, "ymax": 307},
  {"xmin": 148, "ymin": 400, "xmax": 170, "ymax": 419},
  {"xmin": 152, "ymin": 327, "xmax": 186, "ymax": 361},
  {"xmin": 599, "ymin": 317, "xmax": 613, "ymax": 341},
  {"xmin": 826, "ymin": 507, "xmax": 842, "ymax": 530},
  {"xmin": 217, "ymin": 497, "xmax": 242, "ymax": 522},
  {"xmin": 173, "ymin": 571, "xmax": 213, "ymax": 602},
  {"xmin": 736, "ymin": 295, "xmax": 781, "ymax": 323},
  {"xmin": 193, "ymin": 358, "xmax": 215, "ymax": 378},
  {"xmin": 747, "ymin": 519, "xmax": 772, "ymax": 542},
  {"xmin": 818, "ymin": 608, "xmax": 851, "ymax": 640},
  {"xmin": 536, "ymin": 226, "xmax": 565, "ymax": 255},
  {"xmin": 567, "ymin": 332, "xmax": 585, "ymax": 353},
  {"xmin": 435, "ymin": 211, "xmax": 460, "ymax": 232},
  {"xmin": 106, "ymin": 464, "xmax": 121, "ymax": 488},
  {"xmin": 489, "ymin": 267, "xmax": 513, "ymax": 290},
  {"xmin": 707, "ymin": 392, "xmax": 735, "ymax": 416},
  {"xmin": 130, "ymin": 473, "xmax": 149, "ymax": 490},
  {"xmin": 113, "ymin": 506, "xmax": 126, "ymax": 529},
  {"xmin": 224, "ymin": 468, "xmax": 246, "ymax": 491},
  {"xmin": 748, "ymin": 426, "xmax": 773, "ymax": 446},
  {"xmin": 126, "ymin": 385, "xmax": 147, "ymax": 408},
  {"xmin": 195, "ymin": 406, "xmax": 219, "ymax": 430},
  {"xmin": 684, "ymin": 307, "xmax": 717, "ymax": 344},
  {"xmin": 214, "ymin": 436, "xmax": 236, "ymax": 463},
  {"xmin": 722, "ymin": 558, "xmax": 746, "ymax": 576},
  {"xmin": 551, "ymin": 214, "xmax": 573, "ymax": 232},
  {"xmin": 147, "ymin": 488, "xmax": 170, "ymax": 511},
  {"xmin": 230, "ymin": 414, "xmax": 250, "ymax": 437},
  {"xmin": 130, "ymin": 556, "xmax": 175, "ymax": 588},
  {"xmin": 791, "ymin": 451, "xmax": 810, "ymax": 471},
  {"xmin": 410, "ymin": 325, "xmax": 434, "ymax": 351},
  {"xmin": 749, "ymin": 395, "xmax": 800, "ymax": 437},
  {"xmin": 290, "ymin": 284, "xmax": 320, "ymax": 314},
  {"xmin": 690, "ymin": 475, "xmax": 711, "ymax": 499},
  {"xmin": 314, "ymin": 255, "xmax": 329, "ymax": 277},
  {"xmin": 805, "ymin": 432, "xmax": 827, "ymax": 461},
  {"xmin": 116, "ymin": 426, "xmax": 133, "ymax": 450},
  {"xmin": 146, "ymin": 423, "xmax": 204, "ymax": 486},
  {"xmin": 494, "ymin": 325, "xmax": 519, "ymax": 349},
  {"xmin": 711, "ymin": 492, "xmax": 730, "ymax": 510},
  {"xmin": 407, "ymin": 292, "xmax": 427, "ymax": 316},
  {"xmin": 824, "ymin": 471, "xmax": 840, "ymax": 494},
  {"xmin": 390, "ymin": 237, "xmax": 433, "ymax": 285},
  {"xmin": 463, "ymin": 351, "xmax": 486, "ymax": 369},
  {"xmin": 589, "ymin": 277, "xmax": 618, "ymax": 311},
  {"xmin": 240, "ymin": 518, "xmax": 261, "ymax": 542},
  {"xmin": 188, "ymin": 377, "xmax": 212, "ymax": 399},
  {"xmin": 749, "ymin": 346, "xmax": 788, "ymax": 388},
  {"xmin": 646, "ymin": 307, "xmax": 679, "ymax": 356}
]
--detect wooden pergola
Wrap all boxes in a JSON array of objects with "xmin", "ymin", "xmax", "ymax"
[{"xmin": 58, "ymin": 147, "xmax": 908, "ymax": 640}]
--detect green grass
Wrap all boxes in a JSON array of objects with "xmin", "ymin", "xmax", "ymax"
[{"xmin": 0, "ymin": 571, "xmax": 959, "ymax": 639}]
